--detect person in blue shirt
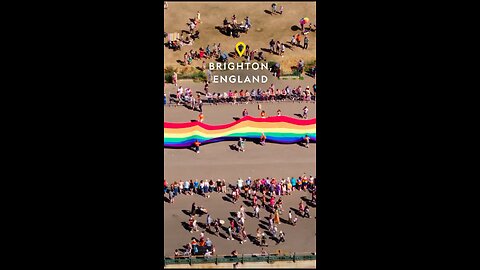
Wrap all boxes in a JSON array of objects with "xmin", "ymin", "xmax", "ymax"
[
  {"xmin": 291, "ymin": 177, "xmax": 297, "ymax": 189},
  {"xmin": 194, "ymin": 179, "xmax": 199, "ymax": 193},
  {"xmin": 203, "ymin": 181, "xmax": 209, "ymax": 194},
  {"xmin": 206, "ymin": 238, "xmax": 212, "ymax": 251}
]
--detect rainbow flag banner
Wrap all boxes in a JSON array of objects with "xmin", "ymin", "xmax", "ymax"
[{"xmin": 164, "ymin": 116, "xmax": 316, "ymax": 148}]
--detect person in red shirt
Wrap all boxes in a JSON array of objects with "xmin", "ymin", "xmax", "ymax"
[
  {"xmin": 260, "ymin": 132, "xmax": 266, "ymax": 146},
  {"xmin": 198, "ymin": 112, "xmax": 204, "ymax": 122},
  {"xmin": 193, "ymin": 140, "xmax": 201, "ymax": 153},
  {"xmin": 260, "ymin": 110, "xmax": 266, "ymax": 118}
]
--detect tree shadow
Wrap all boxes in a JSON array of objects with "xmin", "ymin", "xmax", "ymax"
[
  {"xmin": 264, "ymin": 10, "xmax": 272, "ymax": 15},
  {"xmin": 291, "ymin": 25, "xmax": 301, "ymax": 31}
]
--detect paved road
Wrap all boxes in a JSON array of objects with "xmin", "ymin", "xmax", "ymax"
[{"xmin": 164, "ymin": 98, "xmax": 317, "ymax": 257}]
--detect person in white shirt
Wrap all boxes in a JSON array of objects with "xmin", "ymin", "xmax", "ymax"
[
  {"xmin": 254, "ymin": 204, "xmax": 260, "ymax": 218},
  {"xmin": 237, "ymin": 178, "xmax": 243, "ymax": 189}
]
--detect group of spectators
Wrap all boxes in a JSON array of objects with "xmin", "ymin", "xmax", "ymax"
[
  {"xmin": 166, "ymin": 83, "xmax": 317, "ymax": 106},
  {"xmin": 164, "ymin": 174, "xmax": 317, "ymax": 203},
  {"xmin": 166, "ymin": 173, "xmax": 316, "ymax": 257}
]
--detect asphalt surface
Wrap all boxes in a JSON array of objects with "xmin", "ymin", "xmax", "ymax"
[{"xmin": 164, "ymin": 99, "xmax": 317, "ymax": 257}]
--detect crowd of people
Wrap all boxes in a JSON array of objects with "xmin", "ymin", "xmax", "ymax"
[
  {"xmin": 165, "ymin": 83, "xmax": 317, "ymax": 107},
  {"xmin": 164, "ymin": 174, "xmax": 316, "ymax": 203},
  {"xmin": 220, "ymin": 15, "xmax": 251, "ymax": 38},
  {"xmin": 164, "ymin": 3, "xmax": 314, "ymax": 70},
  {"xmin": 165, "ymin": 3, "xmax": 317, "ymax": 259},
  {"xmin": 166, "ymin": 173, "xmax": 317, "ymax": 257}
]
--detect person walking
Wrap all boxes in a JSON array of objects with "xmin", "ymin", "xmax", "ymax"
[
  {"xmin": 269, "ymin": 39, "xmax": 275, "ymax": 53},
  {"xmin": 304, "ymin": 134, "xmax": 310, "ymax": 148},
  {"xmin": 173, "ymin": 72, "xmax": 178, "ymax": 86},
  {"xmin": 303, "ymin": 36, "xmax": 309, "ymax": 50},
  {"xmin": 254, "ymin": 204, "xmax": 260, "ymax": 218},
  {"xmin": 278, "ymin": 231, "xmax": 285, "ymax": 243},
  {"xmin": 168, "ymin": 189, "xmax": 174, "ymax": 203},
  {"xmin": 193, "ymin": 139, "xmax": 201, "ymax": 153},
  {"xmin": 191, "ymin": 202, "xmax": 196, "ymax": 215},
  {"xmin": 303, "ymin": 106, "xmax": 308, "ymax": 119},
  {"xmin": 304, "ymin": 205, "xmax": 310, "ymax": 218},
  {"xmin": 274, "ymin": 208, "xmax": 281, "ymax": 224},
  {"xmin": 271, "ymin": 3, "xmax": 277, "ymax": 15},
  {"xmin": 206, "ymin": 214, "xmax": 212, "ymax": 230},
  {"xmin": 228, "ymin": 226, "xmax": 233, "ymax": 240}
]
